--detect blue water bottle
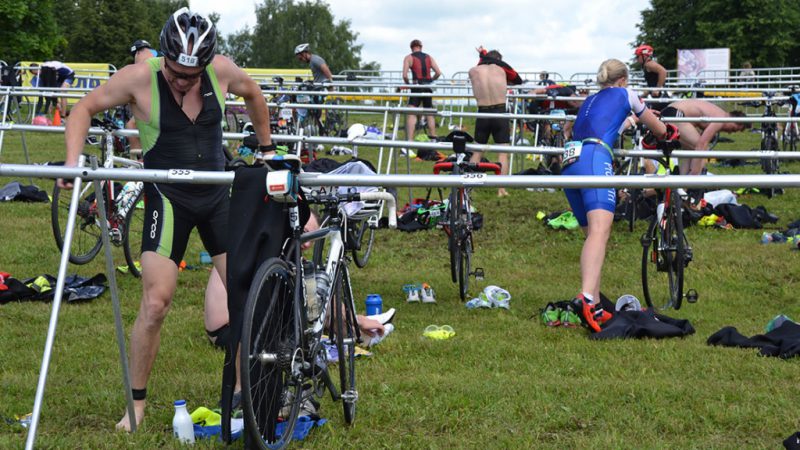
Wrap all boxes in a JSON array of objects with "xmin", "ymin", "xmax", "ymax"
[{"xmin": 365, "ymin": 294, "xmax": 382, "ymax": 315}]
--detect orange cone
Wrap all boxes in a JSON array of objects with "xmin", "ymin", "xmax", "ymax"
[{"xmin": 53, "ymin": 109, "xmax": 61, "ymax": 126}]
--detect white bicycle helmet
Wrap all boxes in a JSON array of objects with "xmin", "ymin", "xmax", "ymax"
[
  {"xmin": 160, "ymin": 7, "xmax": 216, "ymax": 67},
  {"xmin": 294, "ymin": 43, "xmax": 310, "ymax": 55}
]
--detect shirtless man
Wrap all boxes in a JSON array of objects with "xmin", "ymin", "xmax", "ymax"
[
  {"xmin": 660, "ymin": 99, "xmax": 748, "ymax": 175},
  {"xmin": 468, "ymin": 46, "xmax": 522, "ymax": 197}
]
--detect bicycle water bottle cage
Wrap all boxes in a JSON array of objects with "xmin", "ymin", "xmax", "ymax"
[{"xmin": 445, "ymin": 130, "xmax": 474, "ymax": 153}]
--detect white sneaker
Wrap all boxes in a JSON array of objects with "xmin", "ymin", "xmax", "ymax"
[
  {"xmin": 365, "ymin": 323, "xmax": 394, "ymax": 348},
  {"xmin": 421, "ymin": 284, "xmax": 436, "ymax": 303},
  {"xmin": 405, "ymin": 285, "xmax": 420, "ymax": 303},
  {"xmin": 366, "ymin": 307, "xmax": 396, "ymax": 325}
]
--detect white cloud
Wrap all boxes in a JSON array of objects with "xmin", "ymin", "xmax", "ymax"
[{"xmin": 190, "ymin": 0, "xmax": 652, "ymax": 81}]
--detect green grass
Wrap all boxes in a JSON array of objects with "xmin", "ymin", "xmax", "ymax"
[{"xmin": 1, "ymin": 122, "xmax": 799, "ymax": 449}]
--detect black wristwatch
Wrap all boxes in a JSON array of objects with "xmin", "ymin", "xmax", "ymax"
[{"xmin": 257, "ymin": 143, "xmax": 277, "ymax": 152}]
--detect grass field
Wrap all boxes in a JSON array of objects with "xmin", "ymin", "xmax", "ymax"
[{"xmin": 1, "ymin": 115, "xmax": 799, "ymax": 449}]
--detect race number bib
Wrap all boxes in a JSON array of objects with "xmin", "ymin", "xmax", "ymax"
[{"xmin": 562, "ymin": 141, "xmax": 582, "ymax": 166}]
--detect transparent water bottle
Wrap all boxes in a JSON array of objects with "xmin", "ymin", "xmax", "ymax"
[
  {"xmin": 115, "ymin": 181, "xmax": 142, "ymax": 219},
  {"xmin": 172, "ymin": 399, "xmax": 195, "ymax": 444}
]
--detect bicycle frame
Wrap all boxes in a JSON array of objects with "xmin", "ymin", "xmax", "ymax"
[{"xmin": 240, "ymin": 160, "xmax": 395, "ymax": 448}]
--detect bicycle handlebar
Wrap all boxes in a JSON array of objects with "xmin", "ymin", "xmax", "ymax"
[
  {"xmin": 433, "ymin": 161, "xmax": 502, "ymax": 175},
  {"xmin": 358, "ymin": 191, "xmax": 397, "ymax": 229},
  {"xmin": 306, "ymin": 190, "xmax": 397, "ymax": 229}
]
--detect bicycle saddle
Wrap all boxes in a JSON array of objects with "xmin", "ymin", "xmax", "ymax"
[
  {"xmin": 261, "ymin": 153, "xmax": 302, "ymax": 173},
  {"xmin": 444, "ymin": 130, "xmax": 474, "ymax": 153}
]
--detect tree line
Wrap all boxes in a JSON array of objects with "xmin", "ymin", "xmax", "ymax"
[
  {"xmin": 635, "ymin": 0, "xmax": 800, "ymax": 69},
  {"xmin": 3, "ymin": 0, "xmax": 798, "ymax": 73},
  {"xmin": 0, "ymin": 0, "xmax": 377, "ymax": 73}
]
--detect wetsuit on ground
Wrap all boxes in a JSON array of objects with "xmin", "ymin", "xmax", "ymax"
[
  {"xmin": 561, "ymin": 87, "xmax": 646, "ymax": 226},
  {"xmin": 137, "ymin": 57, "xmax": 229, "ymax": 265}
]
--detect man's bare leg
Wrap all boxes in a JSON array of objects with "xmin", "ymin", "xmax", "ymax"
[
  {"xmin": 117, "ymin": 251, "xmax": 179, "ymax": 431},
  {"xmin": 406, "ymin": 113, "xmax": 418, "ymax": 141},
  {"xmin": 426, "ymin": 113, "xmax": 437, "ymax": 139},
  {"xmin": 497, "ymin": 149, "xmax": 510, "ymax": 197}
]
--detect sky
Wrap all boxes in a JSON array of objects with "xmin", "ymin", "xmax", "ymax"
[{"xmin": 190, "ymin": 0, "xmax": 652, "ymax": 81}]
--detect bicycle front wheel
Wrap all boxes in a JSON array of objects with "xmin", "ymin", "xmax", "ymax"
[
  {"xmin": 458, "ymin": 233, "xmax": 472, "ymax": 302},
  {"xmin": 123, "ymin": 189, "xmax": 145, "ymax": 277},
  {"xmin": 241, "ymin": 257, "xmax": 304, "ymax": 450},
  {"xmin": 457, "ymin": 190, "xmax": 472, "ymax": 301},
  {"xmin": 331, "ymin": 263, "xmax": 358, "ymax": 424},
  {"xmin": 641, "ymin": 191, "xmax": 685, "ymax": 311},
  {"xmin": 51, "ymin": 181, "xmax": 103, "ymax": 264}
]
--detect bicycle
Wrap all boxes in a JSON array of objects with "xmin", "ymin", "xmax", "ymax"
[
  {"xmin": 782, "ymin": 89, "xmax": 800, "ymax": 152},
  {"xmin": 431, "ymin": 130, "xmax": 500, "ymax": 301},
  {"xmin": 640, "ymin": 138, "xmax": 696, "ymax": 311},
  {"xmin": 615, "ymin": 122, "xmax": 647, "ymax": 232},
  {"xmin": 239, "ymin": 153, "xmax": 396, "ymax": 449},
  {"xmin": 741, "ymin": 92, "xmax": 784, "ymax": 198},
  {"xmin": 296, "ymin": 80, "xmax": 344, "ymax": 138},
  {"xmin": 50, "ymin": 114, "xmax": 144, "ymax": 276}
]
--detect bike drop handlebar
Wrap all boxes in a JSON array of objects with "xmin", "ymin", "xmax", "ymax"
[{"xmin": 305, "ymin": 191, "xmax": 397, "ymax": 229}]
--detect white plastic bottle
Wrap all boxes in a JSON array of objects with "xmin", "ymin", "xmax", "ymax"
[{"xmin": 172, "ymin": 399, "xmax": 195, "ymax": 444}]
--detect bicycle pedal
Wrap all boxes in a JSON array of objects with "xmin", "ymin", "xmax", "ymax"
[
  {"xmin": 473, "ymin": 267, "xmax": 485, "ymax": 281},
  {"xmin": 685, "ymin": 289, "xmax": 699, "ymax": 304}
]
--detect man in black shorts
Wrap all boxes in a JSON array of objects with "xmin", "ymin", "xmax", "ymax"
[
  {"xmin": 402, "ymin": 39, "xmax": 442, "ymax": 141},
  {"xmin": 61, "ymin": 8, "xmax": 274, "ymax": 431},
  {"xmin": 468, "ymin": 46, "xmax": 522, "ymax": 196}
]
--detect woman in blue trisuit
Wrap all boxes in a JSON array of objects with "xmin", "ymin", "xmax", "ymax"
[{"xmin": 561, "ymin": 59, "xmax": 676, "ymax": 332}]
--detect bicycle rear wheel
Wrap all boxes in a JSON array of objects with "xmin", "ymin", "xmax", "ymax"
[
  {"xmin": 51, "ymin": 181, "xmax": 103, "ymax": 264},
  {"xmin": 641, "ymin": 191, "xmax": 685, "ymax": 311},
  {"xmin": 351, "ymin": 219, "xmax": 375, "ymax": 269},
  {"xmin": 330, "ymin": 262, "xmax": 358, "ymax": 424},
  {"xmin": 241, "ymin": 257, "xmax": 304, "ymax": 450},
  {"xmin": 761, "ymin": 135, "xmax": 780, "ymax": 197},
  {"xmin": 447, "ymin": 188, "xmax": 460, "ymax": 283},
  {"xmin": 123, "ymin": 189, "xmax": 144, "ymax": 277}
]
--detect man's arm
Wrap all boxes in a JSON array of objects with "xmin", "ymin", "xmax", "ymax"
[
  {"xmin": 318, "ymin": 61, "xmax": 334, "ymax": 83},
  {"xmin": 402, "ymin": 55, "xmax": 411, "ymax": 85},
  {"xmin": 64, "ymin": 65, "xmax": 140, "ymax": 167},
  {"xmin": 430, "ymin": 57, "xmax": 442, "ymax": 81},
  {"xmin": 646, "ymin": 60, "xmax": 667, "ymax": 96},
  {"xmin": 696, "ymin": 122, "xmax": 723, "ymax": 150},
  {"xmin": 220, "ymin": 56, "xmax": 272, "ymax": 147}
]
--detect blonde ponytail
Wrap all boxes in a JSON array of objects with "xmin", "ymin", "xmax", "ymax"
[{"xmin": 597, "ymin": 59, "xmax": 628, "ymax": 87}]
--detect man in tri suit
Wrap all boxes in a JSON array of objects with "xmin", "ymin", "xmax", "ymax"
[
  {"xmin": 61, "ymin": 7, "xmax": 274, "ymax": 431},
  {"xmin": 402, "ymin": 39, "xmax": 442, "ymax": 141}
]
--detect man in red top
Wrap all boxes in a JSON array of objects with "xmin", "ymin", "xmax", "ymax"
[{"xmin": 402, "ymin": 39, "xmax": 442, "ymax": 141}]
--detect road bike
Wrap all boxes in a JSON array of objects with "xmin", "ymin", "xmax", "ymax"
[
  {"xmin": 240, "ymin": 154, "xmax": 396, "ymax": 449},
  {"xmin": 50, "ymin": 114, "xmax": 144, "ymax": 276},
  {"xmin": 431, "ymin": 130, "xmax": 500, "ymax": 301},
  {"xmin": 782, "ymin": 89, "xmax": 800, "ymax": 152},
  {"xmin": 741, "ymin": 92, "xmax": 784, "ymax": 198},
  {"xmin": 615, "ymin": 123, "xmax": 648, "ymax": 232},
  {"xmin": 640, "ymin": 139, "xmax": 697, "ymax": 311}
]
